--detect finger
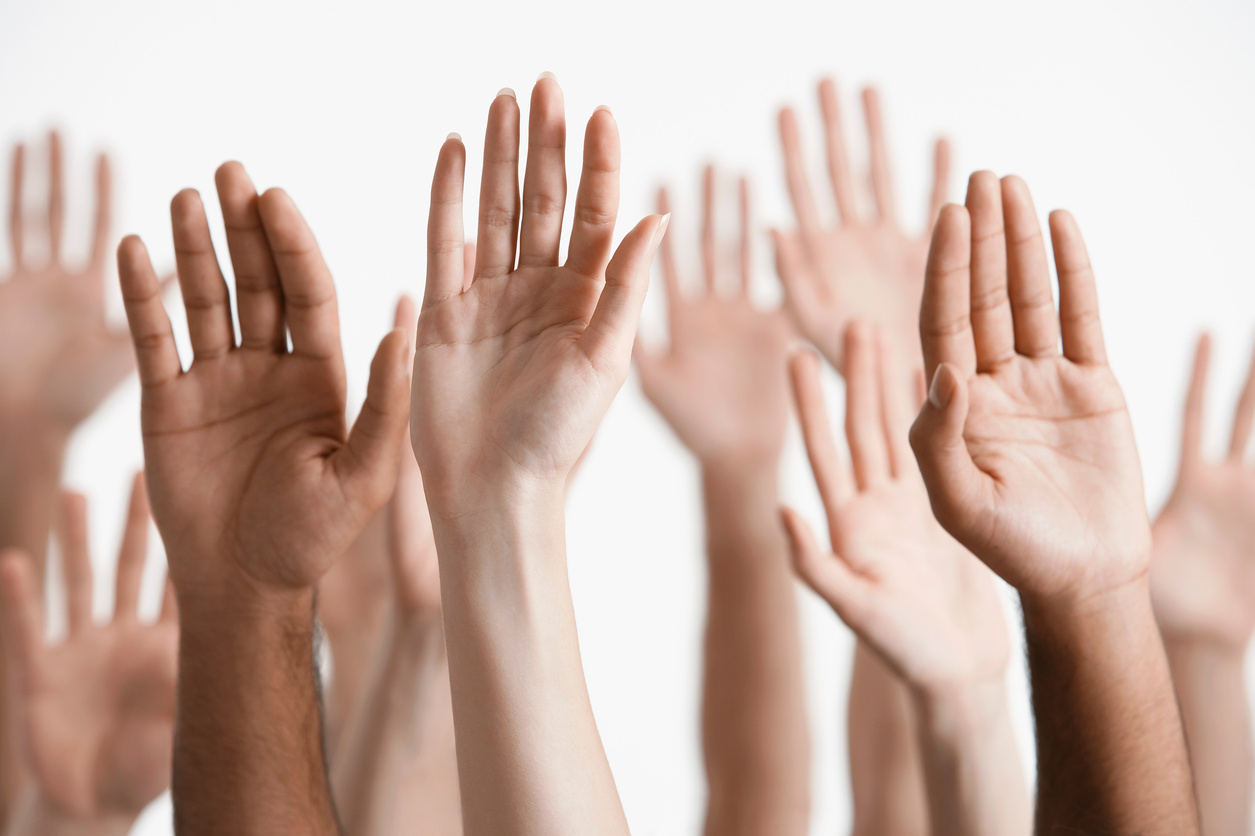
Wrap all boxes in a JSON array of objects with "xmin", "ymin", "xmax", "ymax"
[
  {"xmin": 57, "ymin": 491, "xmax": 93, "ymax": 635},
  {"xmin": 919, "ymin": 205, "xmax": 976, "ymax": 381},
  {"xmin": 738, "ymin": 177, "xmax": 752, "ymax": 297},
  {"xmin": 473, "ymin": 90, "xmax": 521, "ymax": 280},
  {"xmin": 818, "ymin": 79, "xmax": 857, "ymax": 224},
  {"xmin": 656, "ymin": 188, "xmax": 684, "ymax": 327},
  {"xmin": 216, "ymin": 162, "xmax": 286, "ymax": 352},
  {"xmin": 909, "ymin": 363, "xmax": 986, "ymax": 533},
  {"xmin": 1001, "ymin": 176, "xmax": 1058, "ymax": 358},
  {"xmin": 394, "ymin": 294, "xmax": 418, "ymax": 359},
  {"xmin": 518, "ymin": 75, "xmax": 567, "ymax": 268},
  {"xmin": 926, "ymin": 138, "xmax": 951, "ymax": 228},
  {"xmin": 1180, "ymin": 334, "xmax": 1210, "ymax": 472},
  {"xmin": 1049, "ymin": 210, "xmax": 1106, "ymax": 365},
  {"xmin": 257, "ymin": 188, "xmax": 341, "ymax": 361},
  {"xmin": 0, "ymin": 551, "xmax": 45, "ymax": 682},
  {"xmin": 701, "ymin": 164, "xmax": 717, "ymax": 295},
  {"xmin": 113, "ymin": 472, "xmax": 150, "ymax": 619},
  {"xmin": 334, "ymin": 328, "xmax": 412, "ymax": 514},
  {"xmin": 581, "ymin": 214, "xmax": 667, "ymax": 369},
  {"xmin": 1230, "ymin": 337, "xmax": 1255, "ymax": 461},
  {"xmin": 160, "ymin": 577, "xmax": 179, "ymax": 623},
  {"xmin": 8, "ymin": 143, "xmax": 23, "ymax": 267},
  {"xmin": 89, "ymin": 154, "xmax": 112, "ymax": 274},
  {"xmin": 876, "ymin": 328, "xmax": 915, "ymax": 479},
  {"xmin": 844, "ymin": 322, "xmax": 892, "ymax": 489},
  {"xmin": 789, "ymin": 348, "xmax": 853, "ymax": 510},
  {"xmin": 424, "ymin": 135, "xmax": 466, "ymax": 305},
  {"xmin": 778, "ymin": 107, "xmax": 825, "ymax": 246},
  {"xmin": 862, "ymin": 89, "xmax": 896, "ymax": 225},
  {"xmin": 565, "ymin": 107, "xmax": 621, "ymax": 278},
  {"xmin": 171, "ymin": 189, "xmax": 236, "ymax": 360},
  {"xmin": 48, "ymin": 131, "xmax": 64, "ymax": 264},
  {"xmin": 965, "ymin": 172, "xmax": 1014, "ymax": 371},
  {"xmin": 780, "ymin": 507, "xmax": 868, "ymax": 623},
  {"xmin": 118, "ymin": 236, "xmax": 182, "ymax": 386}
]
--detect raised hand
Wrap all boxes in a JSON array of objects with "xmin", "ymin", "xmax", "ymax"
[
  {"xmin": 782, "ymin": 324, "xmax": 1007, "ymax": 691},
  {"xmin": 118, "ymin": 162, "xmax": 410, "ymax": 597},
  {"xmin": 413, "ymin": 77, "xmax": 665, "ymax": 836},
  {"xmin": 0, "ymin": 133, "xmax": 140, "ymax": 433},
  {"xmin": 910, "ymin": 171, "xmax": 1197, "ymax": 834},
  {"xmin": 635, "ymin": 166, "xmax": 792, "ymax": 465},
  {"xmin": 0, "ymin": 475, "xmax": 177, "ymax": 828},
  {"xmin": 909, "ymin": 172, "xmax": 1148, "ymax": 602},
  {"xmin": 773, "ymin": 80, "xmax": 948, "ymax": 368},
  {"xmin": 1152, "ymin": 335, "xmax": 1255, "ymax": 646},
  {"xmin": 412, "ymin": 80, "xmax": 667, "ymax": 516},
  {"xmin": 118, "ymin": 162, "xmax": 410, "ymax": 835}
]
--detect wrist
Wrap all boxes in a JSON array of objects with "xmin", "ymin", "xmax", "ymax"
[
  {"xmin": 1021, "ymin": 574, "xmax": 1159, "ymax": 657},
  {"xmin": 911, "ymin": 675, "xmax": 1009, "ymax": 744}
]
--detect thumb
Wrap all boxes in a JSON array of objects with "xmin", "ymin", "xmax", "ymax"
[
  {"xmin": 581, "ymin": 213, "xmax": 670, "ymax": 371},
  {"xmin": 909, "ymin": 362, "xmax": 986, "ymax": 537},
  {"xmin": 780, "ymin": 507, "xmax": 868, "ymax": 628},
  {"xmin": 334, "ymin": 327, "xmax": 412, "ymax": 514}
]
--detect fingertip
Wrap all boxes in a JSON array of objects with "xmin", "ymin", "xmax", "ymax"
[
  {"xmin": 394, "ymin": 294, "xmax": 418, "ymax": 331},
  {"xmin": 169, "ymin": 187, "xmax": 203, "ymax": 219},
  {"xmin": 928, "ymin": 362, "xmax": 960, "ymax": 410}
]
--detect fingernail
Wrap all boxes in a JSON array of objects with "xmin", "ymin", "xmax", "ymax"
[
  {"xmin": 594, "ymin": 104, "xmax": 613, "ymax": 115},
  {"xmin": 497, "ymin": 87, "xmax": 516, "ymax": 100},
  {"xmin": 928, "ymin": 365, "xmax": 956, "ymax": 409},
  {"xmin": 537, "ymin": 71, "xmax": 557, "ymax": 82},
  {"xmin": 446, "ymin": 132, "xmax": 462, "ymax": 142},
  {"xmin": 652, "ymin": 213, "xmax": 672, "ymax": 248}
]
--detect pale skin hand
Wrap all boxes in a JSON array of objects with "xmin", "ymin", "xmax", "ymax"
[
  {"xmin": 773, "ymin": 80, "xmax": 949, "ymax": 368},
  {"xmin": 637, "ymin": 167, "xmax": 809, "ymax": 836},
  {"xmin": 782, "ymin": 322, "xmax": 1029, "ymax": 836},
  {"xmin": 117, "ymin": 161, "xmax": 411, "ymax": 835},
  {"xmin": 910, "ymin": 170, "xmax": 1198, "ymax": 833},
  {"xmin": 1152, "ymin": 334, "xmax": 1255, "ymax": 836},
  {"xmin": 0, "ymin": 475, "xmax": 177, "ymax": 835},
  {"xmin": 413, "ymin": 78, "xmax": 666, "ymax": 836}
]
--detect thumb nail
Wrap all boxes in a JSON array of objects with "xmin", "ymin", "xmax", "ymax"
[
  {"xmin": 652, "ymin": 213, "xmax": 672, "ymax": 249},
  {"xmin": 929, "ymin": 364, "xmax": 957, "ymax": 409}
]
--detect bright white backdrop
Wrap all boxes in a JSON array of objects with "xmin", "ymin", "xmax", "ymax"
[{"xmin": 2, "ymin": 0, "xmax": 1254, "ymax": 833}]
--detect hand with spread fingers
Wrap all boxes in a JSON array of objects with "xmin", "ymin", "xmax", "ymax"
[
  {"xmin": 0, "ymin": 475, "xmax": 177, "ymax": 835},
  {"xmin": 909, "ymin": 170, "xmax": 1198, "ymax": 834},
  {"xmin": 117, "ymin": 161, "xmax": 411, "ymax": 835},
  {"xmin": 636, "ymin": 167, "xmax": 809, "ymax": 836},
  {"xmin": 413, "ymin": 77, "xmax": 665, "ymax": 836},
  {"xmin": 781, "ymin": 323, "xmax": 1027, "ymax": 836},
  {"xmin": 773, "ymin": 80, "xmax": 948, "ymax": 368},
  {"xmin": 636, "ymin": 167, "xmax": 792, "ymax": 466},
  {"xmin": 1151, "ymin": 335, "xmax": 1255, "ymax": 836}
]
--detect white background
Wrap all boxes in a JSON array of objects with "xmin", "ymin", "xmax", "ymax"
[{"xmin": 2, "ymin": 0, "xmax": 1255, "ymax": 832}]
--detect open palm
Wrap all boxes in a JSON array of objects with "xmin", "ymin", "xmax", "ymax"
[
  {"xmin": 910, "ymin": 172, "xmax": 1150, "ymax": 602},
  {"xmin": 117, "ymin": 162, "xmax": 410, "ymax": 593},
  {"xmin": 412, "ymin": 80, "xmax": 665, "ymax": 512},
  {"xmin": 636, "ymin": 168, "xmax": 791, "ymax": 464},
  {"xmin": 0, "ymin": 477, "xmax": 177, "ymax": 817},
  {"xmin": 773, "ymin": 81, "xmax": 948, "ymax": 368},
  {"xmin": 783, "ymin": 326, "xmax": 1007, "ymax": 690}
]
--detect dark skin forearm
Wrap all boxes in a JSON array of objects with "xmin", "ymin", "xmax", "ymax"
[
  {"xmin": 1165, "ymin": 638, "xmax": 1251, "ymax": 836},
  {"xmin": 174, "ymin": 589, "xmax": 339, "ymax": 836},
  {"xmin": 700, "ymin": 460, "xmax": 809, "ymax": 836},
  {"xmin": 1024, "ymin": 580, "xmax": 1199, "ymax": 834}
]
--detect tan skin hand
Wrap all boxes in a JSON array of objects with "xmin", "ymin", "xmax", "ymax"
[
  {"xmin": 636, "ymin": 167, "xmax": 792, "ymax": 465},
  {"xmin": 783, "ymin": 324, "xmax": 1008, "ymax": 691},
  {"xmin": 0, "ymin": 475, "xmax": 177, "ymax": 818},
  {"xmin": 910, "ymin": 172, "xmax": 1150, "ymax": 602},
  {"xmin": 1152, "ymin": 334, "xmax": 1255, "ymax": 647},
  {"xmin": 0, "ymin": 133, "xmax": 155, "ymax": 433},
  {"xmin": 117, "ymin": 162, "xmax": 411, "ymax": 598},
  {"xmin": 773, "ymin": 81, "xmax": 949, "ymax": 368}
]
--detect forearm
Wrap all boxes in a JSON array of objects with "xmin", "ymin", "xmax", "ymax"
[
  {"xmin": 174, "ymin": 588, "xmax": 339, "ymax": 836},
  {"xmin": 0, "ymin": 427, "xmax": 66, "ymax": 561},
  {"xmin": 3, "ymin": 788, "xmax": 133, "ymax": 836},
  {"xmin": 1024, "ymin": 579, "xmax": 1199, "ymax": 833},
  {"xmin": 433, "ymin": 489, "xmax": 627, "ymax": 836},
  {"xmin": 847, "ymin": 643, "xmax": 929, "ymax": 836},
  {"xmin": 911, "ymin": 678, "xmax": 1030, "ymax": 836},
  {"xmin": 699, "ymin": 459, "xmax": 809, "ymax": 836},
  {"xmin": 332, "ymin": 608, "xmax": 446, "ymax": 836},
  {"xmin": 1164, "ymin": 638, "xmax": 1251, "ymax": 836}
]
